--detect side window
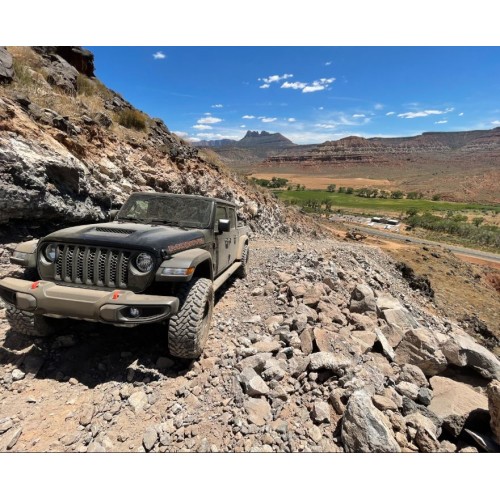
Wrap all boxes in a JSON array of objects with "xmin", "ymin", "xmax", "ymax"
[
  {"xmin": 215, "ymin": 206, "xmax": 227, "ymax": 230},
  {"xmin": 228, "ymin": 208, "xmax": 236, "ymax": 229}
]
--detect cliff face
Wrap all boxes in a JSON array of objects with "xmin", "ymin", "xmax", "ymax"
[{"xmin": 0, "ymin": 47, "xmax": 305, "ymax": 235}]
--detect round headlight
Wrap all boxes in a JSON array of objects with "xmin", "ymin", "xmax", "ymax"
[
  {"xmin": 135, "ymin": 253, "xmax": 154, "ymax": 273},
  {"xmin": 44, "ymin": 243, "xmax": 59, "ymax": 262}
]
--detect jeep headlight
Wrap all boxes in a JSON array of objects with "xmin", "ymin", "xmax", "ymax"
[
  {"xmin": 44, "ymin": 243, "xmax": 59, "ymax": 263},
  {"xmin": 135, "ymin": 252, "xmax": 154, "ymax": 273}
]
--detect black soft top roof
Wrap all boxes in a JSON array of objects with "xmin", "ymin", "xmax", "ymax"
[{"xmin": 127, "ymin": 192, "xmax": 236, "ymax": 207}]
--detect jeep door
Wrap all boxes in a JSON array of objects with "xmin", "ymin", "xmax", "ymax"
[{"xmin": 215, "ymin": 205, "xmax": 231, "ymax": 275}]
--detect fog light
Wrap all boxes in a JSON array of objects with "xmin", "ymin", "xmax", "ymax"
[{"xmin": 129, "ymin": 307, "xmax": 141, "ymax": 318}]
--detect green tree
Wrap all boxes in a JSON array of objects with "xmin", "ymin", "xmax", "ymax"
[
  {"xmin": 327, "ymin": 184, "xmax": 336, "ymax": 192},
  {"xmin": 346, "ymin": 187, "xmax": 354, "ymax": 194},
  {"xmin": 391, "ymin": 190, "xmax": 404, "ymax": 199},
  {"xmin": 432, "ymin": 194, "xmax": 441, "ymax": 201},
  {"xmin": 406, "ymin": 207, "xmax": 419, "ymax": 217},
  {"xmin": 338, "ymin": 186, "xmax": 346, "ymax": 193}
]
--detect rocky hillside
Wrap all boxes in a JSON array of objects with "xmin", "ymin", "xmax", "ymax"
[
  {"xmin": 199, "ymin": 131, "xmax": 296, "ymax": 170},
  {"xmin": 0, "ymin": 47, "xmax": 308, "ymax": 236}
]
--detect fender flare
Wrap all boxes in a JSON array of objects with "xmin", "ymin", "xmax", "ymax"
[
  {"xmin": 155, "ymin": 248, "xmax": 213, "ymax": 282},
  {"xmin": 236, "ymin": 235, "xmax": 249, "ymax": 260},
  {"xmin": 11, "ymin": 239, "xmax": 39, "ymax": 268}
]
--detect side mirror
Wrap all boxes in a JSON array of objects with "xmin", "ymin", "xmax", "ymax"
[
  {"xmin": 109, "ymin": 209, "xmax": 119, "ymax": 221},
  {"xmin": 218, "ymin": 219, "xmax": 230, "ymax": 233}
]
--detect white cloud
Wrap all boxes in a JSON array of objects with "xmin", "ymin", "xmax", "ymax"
[
  {"xmin": 196, "ymin": 133, "xmax": 240, "ymax": 140},
  {"xmin": 204, "ymin": 112, "xmax": 212, "ymax": 115},
  {"xmin": 352, "ymin": 114, "xmax": 366, "ymax": 118},
  {"xmin": 281, "ymin": 81, "xmax": 307, "ymax": 90},
  {"xmin": 173, "ymin": 131, "xmax": 188, "ymax": 138},
  {"xmin": 316, "ymin": 123, "xmax": 337, "ymax": 129},
  {"xmin": 386, "ymin": 111, "xmax": 395, "ymax": 116},
  {"xmin": 288, "ymin": 118, "xmax": 296, "ymax": 122},
  {"xmin": 242, "ymin": 115, "xmax": 255, "ymax": 119},
  {"xmin": 435, "ymin": 120, "xmax": 448, "ymax": 124},
  {"xmin": 492, "ymin": 120, "xmax": 500, "ymax": 126},
  {"xmin": 261, "ymin": 117, "xmax": 277, "ymax": 123},
  {"xmin": 259, "ymin": 83, "xmax": 270, "ymax": 89},
  {"xmin": 325, "ymin": 61, "xmax": 332, "ymax": 66},
  {"xmin": 197, "ymin": 116, "xmax": 222, "ymax": 124},
  {"xmin": 398, "ymin": 107, "xmax": 454, "ymax": 119},
  {"xmin": 281, "ymin": 77, "xmax": 335, "ymax": 93},
  {"xmin": 459, "ymin": 112, "xmax": 464, "ymax": 116},
  {"xmin": 374, "ymin": 103, "xmax": 384, "ymax": 110},
  {"xmin": 152, "ymin": 51, "xmax": 166, "ymax": 60},
  {"xmin": 260, "ymin": 73, "xmax": 294, "ymax": 84},
  {"xmin": 193, "ymin": 124, "xmax": 213, "ymax": 130},
  {"xmin": 318, "ymin": 106, "xmax": 324, "ymax": 110},
  {"xmin": 240, "ymin": 125, "xmax": 246, "ymax": 128},
  {"xmin": 303, "ymin": 78, "xmax": 335, "ymax": 93},
  {"xmin": 211, "ymin": 104, "xmax": 223, "ymax": 108}
]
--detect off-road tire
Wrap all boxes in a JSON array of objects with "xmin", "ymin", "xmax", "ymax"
[
  {"xmin": 5, "ymin": 305, "xmax": 61, "ymax": 338},
  {"xmin": 235, "ymin": 244, "xmax": 249, "ymax": 279},
  {"xmin": 168, "ymin": 277, "xmax": 214, "ymax": 359}
]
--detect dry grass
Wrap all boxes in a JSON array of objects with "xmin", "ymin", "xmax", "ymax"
[{"xmin": 116, "ymin": 108, "xmax": 147, "ymax": 131}]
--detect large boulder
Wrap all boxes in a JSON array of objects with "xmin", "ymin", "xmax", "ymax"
[
  {"xmin": 0, "ymin": 47, "xmax": 14, "ymax": 83},
  {"xmin": 428, "ymin": 376, "xmax": 488, "ymax": 437},
  {"xmin": 394, "ymin": 328, "xmax": 448, "ymax": 376},
  {"xmin": 341, "ymin": 390, "xmax": 400, "ymax": 452},
  {"xmin": 349, "ymin": 284, "xmax": 376, "ymax": 314},
  {"xmin": 32, "ymin": 46, "xmax": 95, "ymax": 77},
  {"xmin": 382, "ymin": 308, "xmax": 420, "ymax": 347},
  {"xmin": 44, "ymin": 54, "xmax": 79, "ymax": 94},
  {"xmin": 441, "ymin": 333, "xmax": 500, "ymax": 380}
]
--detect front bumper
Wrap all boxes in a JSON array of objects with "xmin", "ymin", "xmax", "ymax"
[{"xmin": 0, "ymin": 277, "xmax": 179, "ymax": 325}]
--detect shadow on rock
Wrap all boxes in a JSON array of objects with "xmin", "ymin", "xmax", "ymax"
[{"xmin": 1, "ymin": 321, "xmax": 191, "ymax": 389}]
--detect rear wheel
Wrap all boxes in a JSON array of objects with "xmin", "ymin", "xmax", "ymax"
[
  {"xmin": 235, "ymin": 244, "xmax": 249, "ymax": 279},
  {"xmin": 168, "ymin": 277, "xmax": 214, "ymax": 359}
]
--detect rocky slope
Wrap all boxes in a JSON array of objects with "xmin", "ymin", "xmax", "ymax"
[
  {"xmin": 0, "ymin": 47, "xmax": 308, "ymax": 236},
  {"xmin": 1, "ymin": 235, "xmax": 499, "ymax": 452}
]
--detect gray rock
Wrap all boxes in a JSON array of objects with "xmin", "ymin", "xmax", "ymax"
[
  {"xmin": 11, "ymin": 369, "xmax": 25, "ymax": 381},
  {"xmin": 417, "ymin": 387, "xmax": 433, "ymax": 406},
  {"xmin": 394, "ymin": 328, "xmax": 448, "ymax": 376},
  {"xmin": 375, "ymin": 328, "xmax": 395, "ymax": 361},
  {"xmin": 309, "ymin": 352, "xmax": 351, "ymax": 372},
  {"xmin": 341, "ymin": 390, "xmax": 400, "ymax": 452},
  {"xmin": 429, "ymin": 376, "xmax": 488, "ymax": 437},
  {"xmin": 396, "ymin": 381, "xmax": 420, "ymax": 401},
  {"xmin": 6, "ymin": 428, "xmax": 22, "ymax": 450},
  {"xmin": 349, "ymin": 284, "xmax": 376, "ymax": 314},
  {"xmin": 45, "ymin": 54, "xmax": 79, "ymax": 94},
  {"xmin": 240, "ymin": 367, "xmax": 270, "ymax": 396},
  {"xmin": 311, "ymin": 401, "xmax": 331, "ymax": 423},
  {"xmin": 488, "ymin": 380, "xmax": 500, "ymax": 445},
  {"xmin": 143, "ymin": 427, "xmax": 158, "ymax": 452},
  {"xmin": 237, "ymin": 353, "xmax": 273, "ymax": 373},
  {"xmin": 79, "ymin": 404, "xmax": 94, "ymax": 426},
  {"xmin": 299, "ymin": 328, "xmax": 314, "ymax": 355},
  {"xmin": 0, "ymin": 47, "xmax": 14, "ymax": 83},
  {"xmin": 128, "ymin": 390, "xmax": 148, "ymax": 413},
  {"xmin": 442, "ymin": 333, "xmax": 500, "ymax": 380}
]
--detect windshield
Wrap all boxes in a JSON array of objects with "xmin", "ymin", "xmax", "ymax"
[{"xmin": 117, "ymin": 195, "xmax": 213, "ymax": 228}]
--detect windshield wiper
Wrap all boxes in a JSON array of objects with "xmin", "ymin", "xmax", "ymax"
[{"xmin": 151, "ymin": 218, "xmax": 189, "ymax": 230}]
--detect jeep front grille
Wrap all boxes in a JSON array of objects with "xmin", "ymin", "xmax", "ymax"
[{"xmin": 53, "ymin": 245, "xmax": 130, "ymax": 288}]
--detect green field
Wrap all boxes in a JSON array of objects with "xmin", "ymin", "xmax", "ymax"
[{"xmin": 276, "ymin": 190, "xmax": 500, "ymax": 215}]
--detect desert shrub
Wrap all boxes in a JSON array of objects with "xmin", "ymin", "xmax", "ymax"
[
  {"xmin": 117, "ymin": 109, "xmax": 147, "ymax": 131},
  {"xmin": 76, "ymin": 74, "xmax": 95, "ymax": 96}
]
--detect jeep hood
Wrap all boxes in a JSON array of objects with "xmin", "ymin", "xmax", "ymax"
[{"xmin": 41, "ymin": 222, "xmax": 207, "ymax": 255}]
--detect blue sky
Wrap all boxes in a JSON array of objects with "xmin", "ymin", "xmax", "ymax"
[{"xmin": 88, "ymin": 47, "xmax": 500, "ymax": 145}]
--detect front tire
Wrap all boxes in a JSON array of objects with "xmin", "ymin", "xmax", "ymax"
[
  {"xmin": 168, "ymin": 277, "xmax": 214, "ymax": 359},
  {"xmin": 5, "ymin": 305, "xmax": 61, "ymax": 338}
]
